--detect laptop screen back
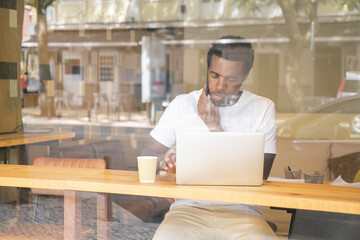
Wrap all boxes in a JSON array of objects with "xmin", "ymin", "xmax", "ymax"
[{"xmin": 176, "ymin": 132, "xmax": 265, "ymax": 186}]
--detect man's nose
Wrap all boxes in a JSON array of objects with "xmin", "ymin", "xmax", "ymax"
[{"xmin": 216, "ymin": 76, "xmax": 227, "ymax": 91}]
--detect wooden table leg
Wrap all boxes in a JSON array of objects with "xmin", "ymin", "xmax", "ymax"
[
  {"xmin": 18, "ymin": 145, "xmax": 31, "ymax": 205},
  {"xmin": 64, "ymin": 190, "xmax": 81, "ymax": 240},
  {"xmin": 97, "ymin": 193, "xmax": 110, "ymax": 240}
]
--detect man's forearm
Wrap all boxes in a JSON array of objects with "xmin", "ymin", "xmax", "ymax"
[{"xmin": 263, "ymin": 153, "xmax": 276, "ymax": 180}]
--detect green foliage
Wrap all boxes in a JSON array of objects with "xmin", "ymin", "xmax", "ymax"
[
  {"xmin": 236, "ymin": 0, "xmax": 270, "ymax": 12},
  {"xmin": 339, "ymin": 0, "xmax": 360, "ymax": 11},
  {"xmin": 235, "ymin": 0, "xmax": 359, "ymax": 16},
  {"xmin": 236, "ymin": 0, "xmax": 275, "ymax": 16},
  {"xmin": 25, "ymin": 0, "xmax": 35, "ymax": 6},
  {"xmin": 25, "ymin": 0, "xmax": 57, "ymax": 13}
]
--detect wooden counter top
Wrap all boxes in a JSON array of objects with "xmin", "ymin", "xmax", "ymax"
[
  {"xmin": 0, "ymin": 132, "xmax": 75, "ymax": 147},
  {"xmin": 0, "ymin": 164, "xmax": 359, "ymax": 215}
]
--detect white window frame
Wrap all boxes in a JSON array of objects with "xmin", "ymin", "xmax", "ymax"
[
  {"xmin": 61, "ymin": 0, "xmax": 85, "ymax": 4},
  {"xmin": 63, "ymin": 51, "xmax": 83, "ymax": 82},
  {"xmin": 143, "ymin": 0, "xmax": 174, "ymax": 2},
  {"xmin": 95, "ymin": 0, "xmax": 123, "ymax": 3},
  {"xmin": 99, "ymin": 52, "xmax": 117, "ymax": 82}
]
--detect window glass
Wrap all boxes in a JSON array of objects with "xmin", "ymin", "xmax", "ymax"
[{"xmin": 1, "ymin": 1, "xmax": 359, "ymax": 238}]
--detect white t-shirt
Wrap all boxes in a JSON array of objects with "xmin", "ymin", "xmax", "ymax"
[
  {"xmin": 150, "ymin": 89, "xmax": 277, "ymax": 215},
  {"xmin": 151, "ymin": 89, "xmax": 276, "ymax": 154}
]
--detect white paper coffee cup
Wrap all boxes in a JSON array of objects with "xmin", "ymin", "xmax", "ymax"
[{"xmin": 137, "ymin": 156, "xmax": 158, "ymax": 183}]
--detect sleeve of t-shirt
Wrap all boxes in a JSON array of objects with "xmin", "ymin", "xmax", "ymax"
[
  {"xmin": 259, "ymin": 102, "xmax": 277, "ymax": 154},
  {"xmin": 150, "ymin": 98, "xmax": 178, "ymax": 148}
]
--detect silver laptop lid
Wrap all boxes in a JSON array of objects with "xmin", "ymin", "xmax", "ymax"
[{"xmin": 176, "ymin": 132, "xmax": 265, "ymax": 186}]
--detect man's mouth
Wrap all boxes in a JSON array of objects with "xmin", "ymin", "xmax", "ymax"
[
  {"xmin": 210, "ymin": 92, "xmax": 240, "ymax": 107},
  {"xmin": 211, "ymin": 92, "xmax": 224, "ymax": 101}
]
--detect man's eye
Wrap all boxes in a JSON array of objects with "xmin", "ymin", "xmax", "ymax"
[
  {"xmin": 226, "ymin": 78, "xmax": 239, "ymax": 83},
  {"xmin": 210, "ymin": 73, "xmax": 219, "ymax": 78}
]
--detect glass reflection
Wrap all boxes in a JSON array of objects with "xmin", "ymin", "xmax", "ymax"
[{"xmin": 0, "ymin": 0, "xmax": 359, "ymax": 239}]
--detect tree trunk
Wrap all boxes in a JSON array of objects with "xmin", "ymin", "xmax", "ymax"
[
  {"xmin": 36, "ymin": 6, "xmax": 55, "ymax": 117},
  {"xmin": 277, "ymin": 0, "xmax": 320, "ymax": 112},
  {"xmin": 284, "ymin": 46, "xmax": 305, "ymax": 112}
]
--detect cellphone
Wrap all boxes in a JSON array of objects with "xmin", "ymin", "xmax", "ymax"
[{"xmin": 206, "ymin": 66, "xmax": 209, "ymax": 96}]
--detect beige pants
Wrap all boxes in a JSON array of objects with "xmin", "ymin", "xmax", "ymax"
[{"xmin": 153, "ymin": 205, "xmax": 277, "ymax": 240}]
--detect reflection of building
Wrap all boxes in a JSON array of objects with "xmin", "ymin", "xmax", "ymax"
[{"xmin": 22, "ymin": 0, "xmax": 360, "ymax": 115}]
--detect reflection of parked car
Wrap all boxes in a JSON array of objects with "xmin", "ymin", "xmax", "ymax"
[
  {"xmin": 337, "ymin": 71, "xmax": 360, "ymax": 98},
  {"xmin": 271, "ymin": 95, "xmax": 360, "ymax": 180}
]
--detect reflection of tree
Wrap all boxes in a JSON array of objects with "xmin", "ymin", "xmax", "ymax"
[
  {"xmin": 38, "ymin": 0, "xmax": 57, "ymax": 117},
  {"xmin": 277, "ymin": 0, "xmax": 320, "ymax": 112},
  {"xmin": 26, "ymin": 0, "xmax": 57, "ymax": 116},
  {"xmin": 237, "ymin": 0, "xmax": 359, "ymax": 112}
]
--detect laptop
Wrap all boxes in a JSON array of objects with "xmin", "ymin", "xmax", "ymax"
[{"xmin": 176, "ymin": 132, "xmax": 265, "ymax": 186}]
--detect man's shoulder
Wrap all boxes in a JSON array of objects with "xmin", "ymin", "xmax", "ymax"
[
  {"xmin": 172, "ymin": 89, "xmax": 202, "ymax": 104},
  {"xmin": 163, "ymin": 89, "xmax": 201, "ymax": 115},
  {"xmin": 243, "ymin": 90, "xmax": 275, "ymax": 107}
]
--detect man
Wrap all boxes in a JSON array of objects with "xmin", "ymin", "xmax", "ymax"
[{"xmin": 143, "ymin": 35, "xmax": 277, "ymax": 239}]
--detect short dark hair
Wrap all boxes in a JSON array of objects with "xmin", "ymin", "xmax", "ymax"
[{"xmin": 207, "ymin": 35, "xmax": 254, "ymax": 76}]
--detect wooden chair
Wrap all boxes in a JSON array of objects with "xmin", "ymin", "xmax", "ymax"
[
  {"xmin": 91, "ymin": 140, "xmax": 171, "ymax": 221},
  {"xmin": 58, "ymin": 144, "xmax": 97, "ymax": 159},
  {"xmin": 0, "ymin": 157, "xmax": 109, "ymax": 240},
  {"xmin": 328, "ymin": 151, "xmax": 360, "ymax": 182},
  {"xmin": 353, "ymin": 169, "xmax": 360, "ymax": 182},
  {"xmin": 91, "ymin": 140, "xmax": 127, "ymax": 170}
]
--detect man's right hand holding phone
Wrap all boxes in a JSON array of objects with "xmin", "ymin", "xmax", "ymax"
[{"xmin": 198, "ymin": 85, "xmax": 223, "ymax": 132}]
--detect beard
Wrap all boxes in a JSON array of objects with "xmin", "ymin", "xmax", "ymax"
[{"xmin": 210, "ymin": 92, "xmax": 241, "ymax": 107}]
